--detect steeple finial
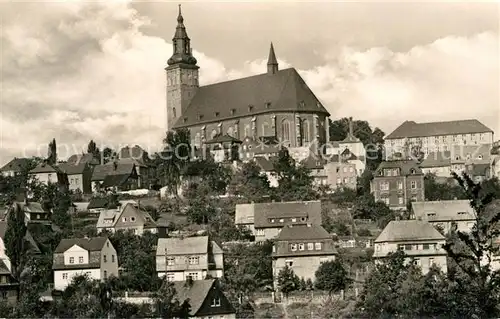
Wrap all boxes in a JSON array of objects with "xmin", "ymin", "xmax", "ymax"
[
  {"xmin": 267, "ymin": 42, "xmax": 279, "ymax": 75},
  {"xmin": 167, "ymin": 4, "xmax": 197, "ymax": 66}
]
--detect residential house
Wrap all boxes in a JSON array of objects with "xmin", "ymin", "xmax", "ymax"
[
  {"xmin": 203, "ymin": 135, "xmax": 242, "ymax": 163},
  {"xmin": 156, "ymin": 236, "xmax": 224, "ymax": 281},
  {"xmin": 412, "ymin": 200, "xmax": 476, "ymax": 233},
  {"xmin": 373, "ymin": 220, "xmax": 447, "ymax": 274},
  {"xmin": 0, "ymin": 221, "xmax": 41, "ymax": 273},
  {"xmin": 301, "ymin": 155, "xmax": 328, "ymax": 187},
  {"xmin": 91, "ymin": 162, "xmax": 138, "ymax": 193},
  {"xmin": 58, "ymin": 163, "xmax": 92, "ymax": 194},
  {"xmin": 0, "ymin": 158, "xmax": 32, "ymax": 177},
  {"xmin": 384, "ymin": 119, "xmax": 494, "ymax": 160},
  {"xmin": 0, "ymin": 259, "xmax": 18, "ymax": 304},
  {"xmin": 117, "ymin": 145, "xmax": 153, "ymax": 189},
  {"xmin": 235, "ymin": 200, "xmax": 322, "ymax": 242},
  {"xmin": 52, "ymin": 237, "xmax": 119, "ymax": 291},
  {"xmin": 324, "ymin": 157, "xmax": 357, "ymax": 190},
  {"xmin": 96, "ymin": 202, "xmax": 157, "ymax": 235},
  {"xmin": 272, "ymin": 224, "xmax": 336, "ymax": 288},
  {"xmin": 420, "ymin": 144, "xmax": 492, "ymax": 179},
  {"xmin": 325, "ymin": 147, "xmax": 365, "ymax": 177},
  {"xmin": 370, "ymin": 160, "xmax": 425, "ymax": 210},
  {"xmin": 337, "ymin": 118, "xmax": 367, "ymax": 167},
  {"xmin": 87, "ymin": 197, "xmax": 110, "ymax": 215},
  {"xmin": 67, "ymin": 153, "xmax": 100, "ymax": 167},
  {"xmin": 253, "ymin": 157, "xmax": 278, "ymax": 187},
  {"xmin": 5, "ymin": 201, "xmax": 51, "ymax": 224},
  {"xmin": 29, "ymin": 162, "xmax": 67, "ymax": 186},
  {"xmin": 173, "ymin": 279, "xmax": 236, "ymax": 319}
]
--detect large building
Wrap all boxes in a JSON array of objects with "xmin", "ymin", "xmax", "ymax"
[
  {"xmin": 166, "ymin": 7, "xmax": 331, "ymax": 151},
  {"xmin": 384, "ymin": 119, "xmax": 494, "ymax": 160}
]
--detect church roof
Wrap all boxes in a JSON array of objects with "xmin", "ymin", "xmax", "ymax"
[{"xmin": 173, "ymin": 68, "xmax": 330, "ymax": 128}]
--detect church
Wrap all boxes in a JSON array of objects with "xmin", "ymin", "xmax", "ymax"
[{"xmin": 166, "ymin": 6, "xmax": 331, "ymax": 150}]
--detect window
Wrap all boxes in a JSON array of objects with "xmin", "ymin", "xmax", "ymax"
[
  {"xmin": 383, "ymin": 197, "xmax": 390, "ymax": 205},
  {"xmin": 302, "ymin": 120, "xmax": 311, "ymax": 144},
  {"xmin": 104, "ymin": 270, "xmax": 107, "ymax": 279},
  {"xmin": 423, "ymin": 244, "xmax": 430, "ymax": 250},
  {"xmin": 167, "ymin": 257, "xmax": 175, "ymax": 265},
  {"xmin": 215, "ymin": 112, "xmax": 220, "ymax": 117},
  {"xmin": 414, "ymin": 258, "xmax": 421, "ymax": 267},
  {"xmin": 104, "ymin": 255, "xmax": 107, "ymax": 263},
  {"xmin": 343, "ymin": 167, "xmax": 347, "ymax": 173},
  {"xmin": 429, "ymin": 258, "xmax": 435, "ymax": 267},
  {"xmin": 285, "ymin": 260, "xmax": 293, "ymax": 267},
  {"xmin": 111, "ymin": 255, "xmax": 115, "ymax": 262},
  {"xmin": 69, "ymin": 257, "xmax": 74, "ymax": 264},
  {"xmin": 211, "ymin": 129, "xmax": 217, "ymax": 139},
  {"xmin": 255, "ymin": 229, "xmax": 265, "ymax": 236},
  {"xmin": 307, "ymin": 243, "xmax": 314, "ymax": 250},
  {"xmin": 279, "ymin": 219, "xmax": 284, "ymax": 223},
  {"xmin": 380, "ymin": 182, "xmax": 389, "ymax": 191},
  {"xmin": 298, "ymin": 243, "xmax": 305, "ymax": 251},
  {"xmin": 123, "ymin": 217, "xmax": 128, "ymax": 222},
  {"xmin": 130, "ymin": 216, "xmax": 136, "ymax": 222},
  {"xmin": 291, "ymin": 218, "xmax": 297, "ymax": 222},
  {"xmin": 315, "ymin": 243, "xmax": 322, "ymax": 250},
  {"xmin": 227, "ymin": 127, "xmax": 234, "ymax": 137},
  {"xmin": 410, "ymin": 181, "xmax": 417, "ymax": 189},
  {"xmin": 187, "ymin": 272, "xmax": 198, "ymax": 280},
  {"xmin": 290, "ymin": 244, "xmax": 297, "ymax": 251},
  {"xmin": 248, "ymin": 105, "xmax": 254, "ymax": 112},
  {"xmin": 166, "ymin": 273, "xmax": 175, "ymax": 282},
  {"xmin": 266, "ymin": 102, "xmax": 271, "ymax": 109},
  {"xmin": 106, "ymin": 242, "xmax": 109, "ymax": 248},
  {"xmin": 188, "ymin": 256, "xmax": 199, "ymax": 265},
  {"xmin": 398, "ymin": 244, "xmax": 404, "ymax": 250},
  {"xmin": 397, "ymin": 181, "xmax": 403, "ymax": 190},
  {"xmin": 231, "ymin": 108, "xmax": 236, "ymax": 115},
  {"xmin": 405, "ymin": 244, "xmax": 412, "ymax": 250},
  {"xmin": 398, "ymin": 197, "xmax": 404, "ymax": 205},
  {"xmin": 349, "ymin": 167, "xmax": 354, "ymax": 173},
  {"xmin": 1, "ymin": 291, "xmax": 7, "ymax": 299},
  {"xmin": 281, "ymin": 120, "xmax": 291, "ymax": 144},
  {"xmin": 320, "ymin": 257, "xmax": 329, "ymax": 264},
  {"xmin": 270, "ymin": 219, "xmax": 275, "ymax": 223},
  {"xmin": 79, "ymin": 256, "xmax": 84, "ymax": 263},
  {"xmin": 211, "ymin": 297, "xmax": 221, "ymax": 307},
  {"xmin": 172, "ymin": 107, "xmax": 177, "ymax": 118},
  {"xmin": 62, "ymin": 273, "xmax": 68, "ymax": 279}
]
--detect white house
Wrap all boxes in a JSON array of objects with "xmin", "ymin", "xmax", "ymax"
[{"xmin": 52, "ymin": 237, "xmax": 119, "ymax": 291}]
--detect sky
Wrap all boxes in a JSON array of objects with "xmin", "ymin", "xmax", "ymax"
[{"xmin": 0, "ymin": 1, "xmax": 499, "ymax": 165}]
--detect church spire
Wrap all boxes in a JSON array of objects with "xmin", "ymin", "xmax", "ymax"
[
  {"xmin": 167, "ymin": 4, "xmax": 197, "ymax": 66},
  {"xmin": 267, "ymin": 42, "xmax": 279, "ymax": 75}
]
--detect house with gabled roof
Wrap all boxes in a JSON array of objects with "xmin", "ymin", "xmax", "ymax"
[
  {"xmin": 253, "ymin": 156, "xmax": 278, "ymax": 187},
  {"xmin": 235, "ymin": 200, "xmax": 322, "ymax": 242},
  {"xmin": 172, "ymin": 279, "xmax": 236, "ymax": 319},
  {"xmin": 272, "ymin": 224, "xmax": 336, "ymax": 289},
  {"xmin": 91, "ymin": 162, "xmax": 138, "ymax": 193},
  {"xmin": 96, "ymin": 202, "xmax": 157, "ymax": 235},
  {"xmin": 374, "ymin": 220, "xmax": 447, "ymax": 274},
  {"xmin": 0, "ymin": 158, "xmax": 33, "ymax": 177},
  {"xmin": 5, "ymin": 201, "xmax": 51, "ymax": 224},
  {"xmin": 156, "ymin": 236, "xmax": 224, "ymax": 282},
  {"xmin": 0, "ymin": 259, "xmax": 18, "ymax": 304},
  {"xmin": 52, "ymin": 237, "xmax": 118, "ymax": 290},
  {"xmin": 384, "ymin": 119, "xmax": 494, "ymax": 160},
  {"xmin": 412, "ymin": 200, "xmax": 476, "ymax": 233},
  {"xmin": 371, "ymin": 160, "xmax": 424, "ymax": 210},
  {"xmin": 29, "ymin": 162, "xmax": 67, "ymax": 186},
  {"xmin": 58, "ymin": 163, "xmax": 92, "ymax": 194}
]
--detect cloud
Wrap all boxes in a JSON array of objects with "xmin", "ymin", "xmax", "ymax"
[{"xmin": 0, "ymin": 1, "xmax": 498, "ymax": 165}]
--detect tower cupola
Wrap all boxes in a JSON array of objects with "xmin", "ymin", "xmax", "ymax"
[
  {"xmin": 267, "ymin": 42, "xmax": 279, "ymax": 75},
  {"xmin": 168, "ymin": 4, "xmax": 197, "ymax": 66}
]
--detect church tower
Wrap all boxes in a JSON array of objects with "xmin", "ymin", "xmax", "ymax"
[{"xmin": 166, "ymin": 5, "xmax": 199, "ymax": 131}]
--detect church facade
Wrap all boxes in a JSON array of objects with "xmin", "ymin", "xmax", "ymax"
[{"xmin": 166, "ymin": 7, "xmax": 331, "ymax": 150}]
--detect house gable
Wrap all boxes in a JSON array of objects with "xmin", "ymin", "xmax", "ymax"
[
  {"xmin": 194, "ymin": 282, "xmax": 236, "ymax": 317},
  {"xmin": 113, "ymin": 204, "xmax": 147, "ymax": 228}
]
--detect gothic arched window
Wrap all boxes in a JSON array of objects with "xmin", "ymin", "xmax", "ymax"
[
  {"xmin": 227, "ymin": 127, "xmax": 234, "ymax": 137},
  {"xmin": 302, "ymin": 120, "xmax": 310, "ymax": 144},
  {"xmin": 281, "ymin": 120, "xmax": 291, "ymax": 144},
  {"xmin": 195, "ymin": 133, "xmax": 201, "ymax": 147},
  {"xmin": 211, "ymin": 129, "xmax": 217, "ymax": 140},
  {"xmin": 172, "ymin": 107, "xmax": 177, "ymax": 118},
  {"xmin": 244, "ymin": 125, "xmax": 250, "ymax": 138},
  {"xmin": 261, "ymin": 122, "xmax": 270, "ymax": 136}
]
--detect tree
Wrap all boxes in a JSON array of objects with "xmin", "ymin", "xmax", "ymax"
[
  {"xmin": 272, "ymin": 148, "xmax": 316, "ymax": 201},
  {"xmin": 353, "ymin": 194, "xmax": 394, "ymax": 228},
  {"xmin": 153, "ymin": 278, "xmax": 181, "ymax": 318},
  {"xmin": 5, "ymin": 202, "xmax": 28, "ymax": 278},
  {"xmin": 315, "ymin": 260, "xmax": 351, "ymax": 296},
  {"xmin": 51, "ymin": 188, "xmax": 72, "ymax": 232},
  {"xmin": 277, "ymin": 265, "xmax": 300, "ymax": 298},
  {"xmin": 47, "ymin": 138, "xmax": 57, "ymax": 165},
  {"xmin": 102, "ymin": 147, "xmax": 116, "ymax": 164},
  {"xmin": 442, "ymin": 172, "xmax": 500, "ymax": 318},
  {"xmin": 424, "ymin": 173, "xmax": 466, "ymax": 201},
  {"xmin": 87, "ymin": 140, "xmax": 101, "ymax": 161},
  {"xmin": 227, "ymin": 161, "xmax": 270, "ymax": 203}
]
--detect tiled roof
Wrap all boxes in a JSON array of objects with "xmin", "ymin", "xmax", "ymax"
[
  {"xmin": 173, "ymin": 68, "xmax": 330, "ymax": 128},
  {"xmin": 253, "ymin": 157, "xmax": 276, "ymax": 172},
  {"xmin": 421, "ymin": 145, "xmax": 491, "ymax": 168},
  {"xmin": 468, "ymin": 163, "xmax": 490, "ymax": 177},
  {"xmin": 412, "ymin": 200, "xmax": 475, "ymax": 222},
  {"xmin": 16, "ymin": 202, "xmax": 46, "ymax": 213},
  {"xmin": 58, "ymin": 163, "xmax": 88, "ymax": 175},
  {"xmin": 67, "ymin": 153, "xmax": 100, "ymax": 166},
  {"xmin": 116, "ymin": 157, "xmax": 147, "ymax": 168},
  {"xmin": 96, "ymin": 209, "xmax": 119, "ymax": 229},
  {"xmin": 235, "ymin": 200, "xmax": 322, "ymax": 228},
  {"xmin": 30, "ymin": 162, "xmax": 60, "ymax": 174},
  {"xmin": 301, "ymin": 155, "xmax": 326, "ymax": 170},
  {"xmin": 374, "ymin": 160, "xmax": 423, "ymax": 176},
  {"xmin": 276, "ymin": 224, "xmax": 331, "ymax": 241},
  {"xmin": 0, "ymin": 259, "xmax": 11, "ymax": 275},
  {"xmin": 0, "ymin": 157, "xmax": 31, "ymax": 172},
  {"xmin": 375, "ymin": 220, "xmax": 445, "ymax": 243},
  {"xmin": 87, "ymin": 197, "xmax": 109, "ymax": 209},
  {"xmin": 91, "ymin": 162, "xmax": 136, "ymax": 181},
  {"xmin": 205, "ymin": 134, "xmax": 242, "ymax": 144},
  {"xmin": 172, "ymin": 279, "xmax": 223, "ymax": 316},
  {"xmin": 110, "ymin": 203, "xmax": 157, "ymax": 228},
  {"xmin": 386, "ymin": 119, "xmax": 493, "ymax": 139},
  {"xmin": 54, "ymin": 237, "xmax": 108, "ymax": 253},
  {"xmin": 156, "ymin": 236, "xmax": 209, "ymax": 256},
  {"xmin": 101, "ymin": 174, "xmax": 133, "ymax": 188}
]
